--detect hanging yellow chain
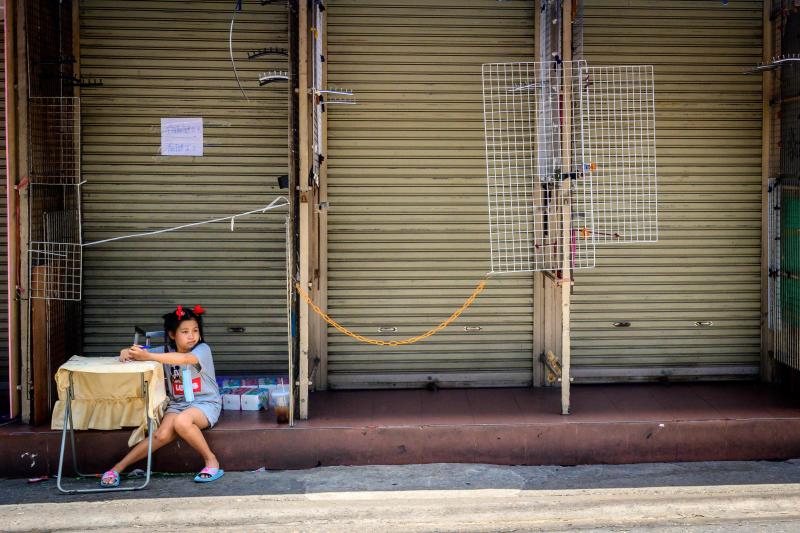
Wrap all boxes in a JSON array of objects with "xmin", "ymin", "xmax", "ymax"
[{"xmin": 294, "ymin": 278, "xmax": 489, "ymax": 346}]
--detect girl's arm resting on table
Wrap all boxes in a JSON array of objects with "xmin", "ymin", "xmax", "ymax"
[
  {"xmin": 126, "ymin": 345, "xmax": 199, "ymax": 366},
  {"xmin": 145, "ymin": 351, "xmax": 199, "ymax": 366}
]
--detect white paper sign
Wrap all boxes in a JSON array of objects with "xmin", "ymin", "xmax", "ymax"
[{"xmin": 161, "ymin": 117, "xmax": 203, "ymax": 156}]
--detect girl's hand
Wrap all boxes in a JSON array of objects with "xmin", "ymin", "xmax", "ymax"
[
  {"xmin": 128, "ymin": 345, "xmax": 151, "ymax": 361},
  {"xmin": 119, "ymin": 348, "xmax": 133, "ymax": 362}
]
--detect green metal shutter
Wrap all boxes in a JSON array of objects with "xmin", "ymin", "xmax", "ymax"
[
  {"xmin": 325, "ymin": 0, "xmax": 536, "ymax": 389},
  {"xmin": 572, "ymin": 0, "xmax": 763, "ymax": 381},
  {"xmin": 80, "ymin": 1, "xmax": 288, "ymax": 374}
]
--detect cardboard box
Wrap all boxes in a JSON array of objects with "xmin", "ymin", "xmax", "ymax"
[
  {"xmin": 221, "ymin": 386, "xmax": 255, "ymax": 411},
  {"xmin": 217, "ymin": 375, "xmax": 289, "ymax": 389},
  {"xmin": 241, "ymin": 388, "xmax": 270, "ymax": 411}
]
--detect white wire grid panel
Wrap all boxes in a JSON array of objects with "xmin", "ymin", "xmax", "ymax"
[
  {"xmin": 581, "ymin": 65, "xmax": 657, "ymax": 243},
  {"xmin": 482, "ymin": 60, "xmax": 595, "ymax": 274},
  {"xmin": 28, "ymin": 97, "xmax": 81, "ymax": 185},
  {"xmin": 29, "ymin": 242, "xmax": 82, "ymax": 301},
  {"xmin": 27, "ymin": 96, "xmax": 83, "ymax": 301}
]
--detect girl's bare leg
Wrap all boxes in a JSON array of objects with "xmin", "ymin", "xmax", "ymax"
[
  {"xmin": 108, "ymin": 413, "xmax": 178, "ymax": 475},
  {"xmin": 172, "ymin": 408, "xmax": 219, "ymax": 477}
]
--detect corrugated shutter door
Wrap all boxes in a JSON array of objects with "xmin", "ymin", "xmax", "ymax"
[
  {"xmin": 0, "ymin": 14, "xmax": 8, "ymax": 415},
  {"xmin": 80, "ymin": 1, "xmax": 289, "ymax": 373},
  {"xmin": 326, "ymin": 1, "xmax": 536, "ymax": 388},
  {"xmin": 572, "ymin": 0, "xmax": 763, "ymax": 381}
]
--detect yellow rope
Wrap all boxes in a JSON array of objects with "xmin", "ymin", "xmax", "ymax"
[{"xmin": 295, "ymin": 278, "xmax": 489, "ymax": 346}]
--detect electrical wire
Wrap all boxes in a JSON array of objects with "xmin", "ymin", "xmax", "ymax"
[
  {"xmin": 229, "ymin": 0, "xmax": 249, "ymax": 101},
  {"xmin": 82, "ymin": 197, "xmax": 289, "ymax": 248}
]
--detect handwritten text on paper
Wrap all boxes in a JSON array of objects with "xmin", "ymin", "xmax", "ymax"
[{"xmin": 161, "ymin": 117, "xmax": 203, "ymax": 156}]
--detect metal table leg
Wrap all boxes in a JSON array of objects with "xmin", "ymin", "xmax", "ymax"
[{"xmin": 57, "ymin": 373, "xmax": 155, "ymax": 494}]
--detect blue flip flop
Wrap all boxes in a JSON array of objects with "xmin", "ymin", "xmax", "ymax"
[
  {"xmin": 194, "ymin": 467, "xmax": 224, "ymax": 483},
  {"xmin": 100, "ymin": 470, "xmax": 120, "ymax": 488}
]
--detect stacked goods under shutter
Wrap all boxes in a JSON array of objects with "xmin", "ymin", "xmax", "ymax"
[
  {"xmin": 571, "ymin": 0, "xmax": 763, "ymax": 381},
  {"xmin": 0, "ymin": 15, "xmax": 8, "ymax": 416},
  {"xmin": 80, "ymin": 1, "xmax": 289, "ymax": 373},
  {"xmin": 326, "ymin": 0, "xmax": 536, "ymax": 388}
]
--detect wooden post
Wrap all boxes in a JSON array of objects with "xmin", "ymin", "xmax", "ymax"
[
  {"xmin": 533, "ymin": 0, "xmax": 565, "ymax": 389},
  {"xmin": 531, "ymin": 0, "xmax": 544, "ymax": 388},
  {"xmin": 560, "ymin": 0, "xmax": 573, "ymax": 416},
  {"xmin": 30, "ymin": 286, "xmax": 47, "ymax": 424},
  {"xmin": 297, "ymin": 0, "xmax": 311, "ymax": 419},
  {"xmin": 4, "ymin": 0, "xmax": 21, "ymax": 418},
  {"xmin": 760, "ymin": 0, "xmax": 776, "ymax": 382},
  {"xmin": 13, "ymin": 0, "xmax": 30, "ymax": 423},
  {"xmin": 317, "ymin": 4, "xmax": 329, "ymax": 390}
]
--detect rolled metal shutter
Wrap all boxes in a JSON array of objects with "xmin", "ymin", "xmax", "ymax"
[
  {"xmin": 572, "ymin": 0, "xmax": 763, "ymax": 381},
  {"xmin": 80, "ymin": 1, "xmax": 289, "ymax": 374},
  {"xmin": 326, "ymin": 0, "xmax": 536, "ymax": 388}
]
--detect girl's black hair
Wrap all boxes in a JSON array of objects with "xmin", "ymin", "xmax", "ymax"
[{"xmin": 162, "ymin": 306, "xmax": 205, "ymax": 349}]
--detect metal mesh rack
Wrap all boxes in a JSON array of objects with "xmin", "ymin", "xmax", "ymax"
[
  {"xmin": 482, "ymin": 58, "xmax": 658, "ymax": 274},
  {"xmin": 482, "ymin": 60, "xmax": 594, "ymax": 274},
  {"xmin": 581, "ymin": 65, "xmax": 657, "ymax": 243},
  {"xmin": 28, "ymin": 97, "xmax": 80, "ymax": 185},
  {"xmin": 27, "ymin": 96, "xmax": 83, "ymax": 301},
  {"xmin": 29, "ymin": 242, "xmax": 82, "ymax": 301}
]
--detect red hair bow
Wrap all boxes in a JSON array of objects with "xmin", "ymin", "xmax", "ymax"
[
  {"xmin": 193, "ymin": 304, "xmax": 205, "ymax": 315},
  {"xmin": 175, "ymin": 305, "xmax": 185, "ymax": 319}
]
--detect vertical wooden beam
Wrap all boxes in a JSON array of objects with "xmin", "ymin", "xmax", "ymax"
[
  {"xmin": 560, "ymin": 0, "xmax": 573, "ymax": 416},
  {"xmin": 297, "ymin": 0, "xmax": 310, "ymax": 419},
  {"xmin": 14, "ymin": 0, "xmax": 29, "ymax": 423},
  {"xmin": 286, "ymin": 0, "xmax": 298, "ymax": 426},
  {"xmin": 30, "ymin": 289, "xmax": 46, "ymax": 424},
  {"xmin": 306, "ymin": 4, "xmax": 323, "ymax": 391},
  {"xmin": 316, "ymin": 3, "xmax": 328, "ymax": 390},
  {"xmin": 761, "ymin": 0, "xmax": 776, "ymax": 382},
  {"xmin": 531, "ymin": 0, "xmax": 544, "ymax": 388},
  {"xmin": 4, "ymin": 0, "xmax": 20, "ymax": 417},
  {"xmin": 306, "ymin": 9, "xmax": 319, "ymax": 391},
  {"xmin": 535, "ymin": 2, "xmax": 564, "ymax": 390}
]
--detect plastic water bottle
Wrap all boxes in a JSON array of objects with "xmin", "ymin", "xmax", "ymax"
[{"xmin": 182, "ymin": 366, "xmax": 194, "ymax": 402}]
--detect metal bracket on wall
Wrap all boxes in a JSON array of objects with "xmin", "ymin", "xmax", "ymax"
[
  {"xmin": 314, "ymin": 87, "xmax": 356, "ymax": 110},
  {"xmin": 540, "ymin": 350, "xmax": 562, "ymax": 385},
  {"xmin": 248, "ymin": 47, "xmax": 288, "ymax": 60},
  {"xmin": 259, "ymin": 71, "xmax": 289, "ymax": 86},
  {"xmin": 56, "ymin": 75, "xmax": 103, "ymax": 88},
  {"xmin": 35, "ymin": 55, "xmax": 76, "ymax": 66},
  {"xmin": 44, "ymin": 73, "xmax": 103, "ymax": 87},
  {"xmin": 745, "ymin": 54, "xmax": 800, "ymax": 74}
]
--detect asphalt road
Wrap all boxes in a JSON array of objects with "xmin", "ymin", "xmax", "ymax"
[{"xmin": 3, "ymin": 460, "xmax": 800, "ymax": 532}]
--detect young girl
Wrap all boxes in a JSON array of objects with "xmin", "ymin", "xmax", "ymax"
[{"xmin": 100, "ymin": 304, "xmax": 224, "ymax": 487}]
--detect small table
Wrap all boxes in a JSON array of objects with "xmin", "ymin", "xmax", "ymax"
[{"xmin": 51, "ymin": 356, "xmax": 167, "ymax": 493}]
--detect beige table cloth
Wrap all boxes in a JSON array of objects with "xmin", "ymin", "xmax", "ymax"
[{"xmin": 51, "ymin": 356, "xmax": 168, "ymax": 447}]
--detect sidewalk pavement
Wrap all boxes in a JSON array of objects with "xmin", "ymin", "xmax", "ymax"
[{"xmin": 3, "ymin": 460, "xmax": 800, "ymax": 531}]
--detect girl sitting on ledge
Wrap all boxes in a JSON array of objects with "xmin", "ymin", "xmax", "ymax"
[{"xmin": 100, "ymin": 304, "xmax": 223, "ymax": 487}]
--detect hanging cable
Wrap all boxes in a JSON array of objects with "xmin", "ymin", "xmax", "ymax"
[
  {"xmin": 229, "ymin": 0, "xmax": 249, "ymax": 101},
  {"xmin": 82, "ymin": 197, "xmax": 289, "ymax": 247}
]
